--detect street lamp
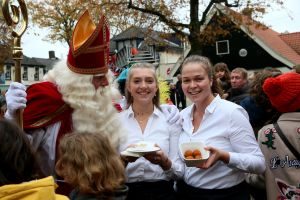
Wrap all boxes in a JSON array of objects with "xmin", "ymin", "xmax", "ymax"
[{"xmin": 1, "ymin": 0, "xmax": 28, "ymax": 128}]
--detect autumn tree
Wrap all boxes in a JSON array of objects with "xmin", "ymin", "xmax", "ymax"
[
  {"xmin": 27, "ymin": 0, "xmax": 89, "ymax": 46},
  {"xmin": 125, "ymin": 0, "xmax": 285, "ymax": 55},
  {"xmin": 27, "ymin": 0, "xmax": 285, "ymax": 54},
  {"xmin": 0, "ymin": 19, "xmax": 12, "ymax": 72},
  {"xmin": 27, "ymin": 0, "xmax": 155, "ymax": 46}
]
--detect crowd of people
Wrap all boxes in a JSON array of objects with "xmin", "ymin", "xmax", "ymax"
[{"xmin": 0, "ymin": 9, "xmax": 299, "ymax": 200}]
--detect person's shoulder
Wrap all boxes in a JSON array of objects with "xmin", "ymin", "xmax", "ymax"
[
  {"xmin": 218, "ymin": 98, "xmax": 241, "ymax": 110},
  {"xmin": 239, "ymin": 96, "xmax": 253, "ymax": 108},
  {"xmin": 257, "ymin": 123, "xmax": 274, "ymax": 140},
  {"xmin": 180, "ymin": 104, "xmax": 193, "ymax": 116},
  {"xmin": 215, "ymin": 98, "xmax": 250, "ymax": 119},
  {"xmin": 26, "ymin": 81, "xmax": 62, "ymax": 102},
  {"xmin": 27, "ymin": 81, "xmax": 57, "ymax": 91},
  {"xmin": 71, "ymin": 193, "xmax": 99, "ymax": 200},
  {"xmin": 118, "ymin": 108, "xmax": 131, "ymax": 118},
  {"xmin": 27, "ymin": 82, "xmax": 60, "ymax": 97}
]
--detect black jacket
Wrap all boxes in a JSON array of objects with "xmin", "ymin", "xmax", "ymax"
[{"xmin": 70, "ymin": 186, "xmax": 128, "ymax": 200}]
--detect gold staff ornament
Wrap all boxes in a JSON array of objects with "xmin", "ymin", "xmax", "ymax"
[{"xmin": 1, "ymin": 0, "xmax": 28, "ymax": 128}]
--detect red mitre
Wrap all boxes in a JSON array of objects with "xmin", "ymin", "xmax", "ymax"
[{"xmin": 67, "ymin": 10, "xmax": 110, "ymax": 75}]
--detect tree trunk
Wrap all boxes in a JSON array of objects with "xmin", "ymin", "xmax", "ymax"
[
  {"xmin": 189, "ymin": 0, "xmax": 203, "ymax": 56},
  {"xmin": 188, "ymin": 33, "xmax": 203, "ymax": 56}
]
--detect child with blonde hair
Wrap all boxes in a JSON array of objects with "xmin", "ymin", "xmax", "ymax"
[{"xmin": 55, "ymin": 132, "xmax": 128, "ymax": 200}]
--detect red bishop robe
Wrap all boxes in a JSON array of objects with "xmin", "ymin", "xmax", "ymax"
[{"xmin": 23, "ymin": 82, "xmax": 73, "ymax": 153}]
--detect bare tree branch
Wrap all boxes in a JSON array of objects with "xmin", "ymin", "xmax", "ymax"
[{"xmin": 128, "ymin": 0, "xmax": 189, "ymax": 37}]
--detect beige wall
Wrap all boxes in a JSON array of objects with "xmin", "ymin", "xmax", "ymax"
[
  {"xmin": 157, "ymin": 49, "xmax": 182, "ymax": 81},
  {"xmin": 4, "ymin": 65, "xmax": 45, "ymax": 86}
]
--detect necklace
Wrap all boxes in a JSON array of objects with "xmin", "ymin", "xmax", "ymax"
[
  {"xmin": 132, "ymin": 105, "xmax": 154, "ymax": 125},
  {"xmin": 135, "ymin": 111, "xmax": 151, "ymax": 116},
  {"xmin": 135, "ymin": 114, "xmax": 148, "ymax": 124},
  {"xmin": 134, "ymin": 111, "xmax": 152, "ymax": 124}
]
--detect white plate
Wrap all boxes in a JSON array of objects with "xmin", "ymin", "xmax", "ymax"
[
  {"xmin": 126, "ymin": 141, "xmax": 160, "ymax": 153},
  {"xmin": 126, "ymin": 146, "xmax": 160, "ymax": 153},
  {"xmin": 120, "ymin": 150, "xmax": 141, "ymax": 157},
  {"xmin": 126, "ymin": 141, "xmax": 160, "ymax": 155}
]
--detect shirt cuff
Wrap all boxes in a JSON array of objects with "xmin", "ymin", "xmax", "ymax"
[
  {"xmin": 227, "ymin": 152, "xmax": 239, "ymax": 168},
  {"xmin": 164, "ymin": 162, "xmax": 175, "ymax": 179}
]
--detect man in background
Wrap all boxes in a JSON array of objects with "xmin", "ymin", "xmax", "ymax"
[{"xmin": 227, "ymin": 67, "xmax": 249, "ymax": 105}]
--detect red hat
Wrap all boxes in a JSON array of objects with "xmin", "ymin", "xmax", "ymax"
[
  {"xmin": 67, "ymin": 10, "xmax": 109, "ymax": 75},
  {"xmin": 263, "ymin": 72, "xmax": 300, "ymax": 112}
]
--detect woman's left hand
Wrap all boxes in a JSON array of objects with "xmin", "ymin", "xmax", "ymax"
[
  {"xmin": 143, "ymin": 145, "xmax": 172, "ymax": 170},
  {"xmin": 144, "ymin": 150, "xmax": 165, "ymax": 165},
  {"xmin": 196, "ymin": 146, "xmax": 229, "ymax": 169}
]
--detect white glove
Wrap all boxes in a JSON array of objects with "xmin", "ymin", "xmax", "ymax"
[
  {"xmin": 161, "ymin": 104, "xmax": 182, "ymax": 126},
  {"xmin": 4, "ymin": 82, "xmax": 27, "ymax": 120}
]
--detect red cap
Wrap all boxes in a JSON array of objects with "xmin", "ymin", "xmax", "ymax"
[
  {"xmin": 67, "ymin": 10, "xmax": 109, "ymax": 75},
  {"xmin": 263, "ymin": 72, "xmax": 300, "ymax": 112}
]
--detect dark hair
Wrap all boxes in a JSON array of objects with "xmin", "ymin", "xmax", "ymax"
[
  {"xmin": 214, "ymin": 62, "xmax": 231, "ymax": 79},
  {"xmin": 213, "ymin": 62, "xmax": 231, "ymax": 91},
  {"xmin": 250, "ymin": 71, "xmax": 281, "ymax": 108},
  {"xmin": 250, "ymin": 71, "xmax": 282, "ymax": 124},
  {"xmin": 0, "ymin": 120, "xmax": 40, "ymax": 186},
  {"xmin": 117, "ymin": 79, "xmax": 126, "ymax": 96},
  {"xmin": 181, "ymin": 55, "xmax": 224, "ymax": 96}
]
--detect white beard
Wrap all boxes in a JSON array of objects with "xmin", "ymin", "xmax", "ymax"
[
  {"xmin": 70, "ymin": 86, "xmax": 126, "ymax": 148},
  {"xmin": 44, "ymin": 60, "xmax": 127, "ymax": 149}
]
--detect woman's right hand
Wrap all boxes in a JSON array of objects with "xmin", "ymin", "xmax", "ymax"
[
  {"xmin": 120, "ymin": 144, "xmax": 140, "ymax": 166},
  {"xmin": 120, "ymin": 154, "xmax": 139, "ymax": 167},
  {"xmin": 196, "ymin": 146, "xmax": 229, "ymax": 169}
]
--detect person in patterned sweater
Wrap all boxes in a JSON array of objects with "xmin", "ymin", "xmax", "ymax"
[{"xmin": 258, "ymin": 72, "xmax": 300, "ymax": 200}]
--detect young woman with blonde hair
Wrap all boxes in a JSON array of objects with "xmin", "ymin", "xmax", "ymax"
[{"xmin": 119, "ymin": 62, "xmax": 182, "ymax": 200}]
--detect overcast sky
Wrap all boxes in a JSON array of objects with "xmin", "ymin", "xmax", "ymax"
[{"xmin": 22, "ymin": 0, "xmax": 300, "ymax": 59}]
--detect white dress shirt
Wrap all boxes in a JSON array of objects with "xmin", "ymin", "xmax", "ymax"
[
  {"xmin": 178, "ymin": 95, "xmax": 265, "ymax": 189},
  {"xmin": 26, "ymin": 122, "xmax": 61, "ymax": 176},
  {"xmin": 118, "ymin": 106, "xmax": 182, "ymax": 183}
]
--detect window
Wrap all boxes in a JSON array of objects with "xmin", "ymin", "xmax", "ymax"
[
  {"xmin": 22, "ymin": 66, "xmax": 28, "ymax": 80},
  {"xmin": 34, "ymin": 67, "xmax": 39, "ymax": 81},
  {"xmin": 5, "ymin": 65, "xmax": 11, "ymax": 80},
  {"xmin": 216, "ymin": 40, "xmax": 230, "ymax": 55}
]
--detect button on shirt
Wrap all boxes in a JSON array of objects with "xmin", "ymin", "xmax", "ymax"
[
  {"xmin": 119, "ymin": 106, "xmax": 182, "ymax": 183},
  {"xmin": 179, "ymin": 95, "xmax": 265, "ymax": 189}
]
